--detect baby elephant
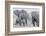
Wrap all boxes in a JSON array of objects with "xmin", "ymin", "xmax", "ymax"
[{"xmin": 32, "ymin": 11, "xmax": 39, "ymax": 27}]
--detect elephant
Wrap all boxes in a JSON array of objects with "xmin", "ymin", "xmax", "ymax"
[
  {"xmin": 32, "ymin": 11, "xmax": 39, "ymax": 27},
  {"xmin": 14, "ymin": 10, "xmax": 29, "ymax": 26}
]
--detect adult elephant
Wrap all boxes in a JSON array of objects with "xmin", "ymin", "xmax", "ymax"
[{"xmin": 14, "ymin": 10, "xmax": 29, "ymax": 26}]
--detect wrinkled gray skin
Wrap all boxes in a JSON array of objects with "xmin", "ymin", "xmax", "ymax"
[
  {"xmin": 14, "ymin": 10, "xmax": 29, "ymax": 26},
  {"xmin": 32, "ymin": 11, "xmax": 39, "ymax": 27}
]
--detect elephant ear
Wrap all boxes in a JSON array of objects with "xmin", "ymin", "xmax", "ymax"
[{"xmin": 13, "ymin": 10, "xmax": 20, "ymax": 16}]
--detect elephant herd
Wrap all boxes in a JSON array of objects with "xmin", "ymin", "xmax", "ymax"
[{"xmin": 13, "ymin": 10, "xmax": 39, "ymax": 27}]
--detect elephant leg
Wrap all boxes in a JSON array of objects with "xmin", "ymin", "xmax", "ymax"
[
  {"xmin": 16, "ymin": 20, "xmax": 19, "ymax": 25},
  {"xmin": 19, "ymin": 20, "xmax": 21, "ymax": 26},
  {"xmin": 23, "ymin": 22, "xmax": 25, "ymax": 26},
  {"xmin": 25, "ymin": 18, "xmax": 27, "ymax": 24},
  {"xmin": 36, "ymin": 21, "xmax": 39, "ymax": 27},
  {"xmin": 33, "ymin": 21, "xmax": 35, "ymax": 26}
]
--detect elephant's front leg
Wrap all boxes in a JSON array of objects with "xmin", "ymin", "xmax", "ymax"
[
  {"xmin": 19, "ymin": 20, "xmax": 21, "ymax": 26},
  {"xmin": 25, "ymin": 18, "xmax": 27, "ymax": 24}
]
